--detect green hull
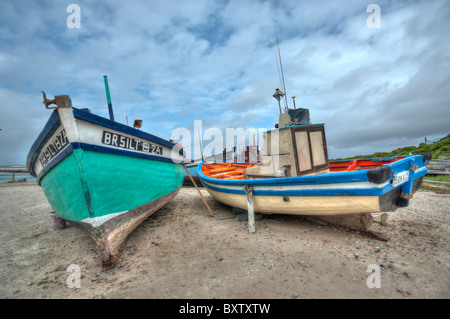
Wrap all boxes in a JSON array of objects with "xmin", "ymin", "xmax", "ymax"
[
  {"xmin": 40, "ymin": 148, "xmax": 183, "ymax": 223},
  {"xmin": 27, "ymin": 100, "xmax": 186, "ymax": 268}
]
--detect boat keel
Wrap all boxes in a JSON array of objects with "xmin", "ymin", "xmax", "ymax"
[
  {"xmin": 68, "ymin": 188, "xmax": 180, "ymax": 270},
  {"xmin": 302, "ymin": 213, "xmax": 390, "ymax": 242},
  {"xmin": 304, "ymin": 213, "xmax": 374, "ymax": 231}
]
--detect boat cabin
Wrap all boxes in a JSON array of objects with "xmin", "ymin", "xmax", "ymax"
[
  {"xmin": 201, "ymin": 89, "xmax": 424, "ymax": 186},
  {"xmin": 245, "ymin": 107, "xmax": 329, "ymax": 179},
  {"xmin": 236, "ymin": 145, "xmax": 262, "ymax": 163}
]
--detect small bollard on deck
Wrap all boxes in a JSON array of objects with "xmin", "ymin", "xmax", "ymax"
[{"xmin": 51, "ymin": 212, "xmax": 66, "ymax": 230}]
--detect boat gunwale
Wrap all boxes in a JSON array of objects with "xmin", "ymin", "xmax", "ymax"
[
  {"xmin": 34, "ymin": 141, "xmax": 184, "ymax": 184},
  {"xmin": 27, "ymin": 107, "xmax": 186, "ymax": 180},
  {"xmin": 197, "ymin": 154, "xmax": 428, "ymax": 187},
  {"xmin": 72, "ymin": 108, "xmax": 185, "ymax": 156},
  {"xmin": 26, "ymin": 110, "xmax": 61, "ymax": 177}
]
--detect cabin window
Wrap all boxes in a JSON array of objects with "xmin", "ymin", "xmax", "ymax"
[
  {"xmin": 310, "ymin": 131, "xmax": 326, "ymax": 166},
  {"xmin": 294, "ymin": 131, "xmax": 312, "ymax": 171},
  {"xmin": 291, "ymin": 125, "xmax": 328, "ymax": 175},
  {"xmin": 249, "ymin": 151, "xmax": 256, "ymax": 163}
]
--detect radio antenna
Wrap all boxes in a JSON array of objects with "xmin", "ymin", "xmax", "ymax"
[
  {"xmin": 275, "ymin": 34, "xmax": 288, "ymax": 111},
  {"xmin": 275, "ymin": 51, "xmax": 283, "ymax": 96},
  {"xmin": 198, "ymin": 130, "xmax": 204, "ymax": 160}
]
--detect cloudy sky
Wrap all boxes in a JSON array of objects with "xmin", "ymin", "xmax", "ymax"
[{"xmin": 0, "ymin": 0, "xmax": 449, "ymax": 165}]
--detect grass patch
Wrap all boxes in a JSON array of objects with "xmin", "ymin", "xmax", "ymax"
[
  {"xmin": 420, "ymin": 181, "xmax": 450, "ymax": 194},
  {"xmin": 423, "ymin": 175, "xmax": 450, "ymax": 183}
]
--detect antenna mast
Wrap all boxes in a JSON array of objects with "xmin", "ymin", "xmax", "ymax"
[
  {"xmin": 198, "ymin": 130, "xmax": 204, "ymax": 160},
  {"xmin": 275, "ymin": 34, "xmax": 288, "ymax": 112}
]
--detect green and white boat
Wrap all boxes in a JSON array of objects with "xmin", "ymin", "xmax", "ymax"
[{"xmin": 26, "ymin": 92, "xmax": 185, "ymax": 268}]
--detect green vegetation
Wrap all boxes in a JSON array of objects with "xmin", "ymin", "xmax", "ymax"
[
  {"xmin": 331, "ymin": 134, "xmax": 450, "ymax": 193},
  {"xmin": 420, "ymin": 182, "xmax": 450, "ymax": 194},
  {"xmin": 422, "ymin": 175, "xmax": 450, "ymax": 194},
  {"xmin": 423, "ymin": 175, "xmax": 450, "ymax": 183},
  {"xmin": 333, "ymin": 134, "xmax": 450, "ymax": 161}
]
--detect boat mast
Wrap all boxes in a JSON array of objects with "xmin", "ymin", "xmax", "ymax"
[
  {"xmin": 198, "ymin": 130, "xmax": 204, "ymax": 160},
  {"xmin": 103, "ymin": 75, "xmax": 115, "ymax": 121},
  {"xmin": 275, "ymin": 34, "xmax": 288, "ymax": 112}
]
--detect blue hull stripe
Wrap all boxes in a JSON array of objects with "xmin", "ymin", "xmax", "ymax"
[
  {"xmin": 197, "ymin": 156, "xmax": 427, "ymax": 187},
  {"xmin": 202, "ymin": 181, "xmax": 384, "ymax": 196},
  {"xmin": 202, "ymin": 177, "xmax": 421, "ymax": 197},
  {"xmin": 198, "ymin": 156, "xmax": 427, "ymax": 197}
]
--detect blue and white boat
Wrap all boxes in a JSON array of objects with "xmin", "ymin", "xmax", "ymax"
[
  {"xmin": 183, "ymin": 160, "xmax": 201, "ymax": 185},
  {"xmin": 183, "ymin": 148, "xmax": 237, "ymax": 185},
  {"xmin": 198, "ymin": 90, "xmax": 431, "ymax": 232},
  {"xmin": 198, "ymin": 155, "xmax": 428, "ymax": 216}
]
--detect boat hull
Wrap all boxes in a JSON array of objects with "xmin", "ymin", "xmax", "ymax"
[
  {"xmin": 27, "ymin": 105, "xmax": 184, "ymax": 266},
  {"xmin": 68, "ymin": 187, "xmax": 180, "ymax": 266},
  {"xmin": 183, "ymin": 162, "xmax": 200, "ymax": 185},
  {"xmin": 39, "ymin": 148, "xmax": 183, "ymax": 224},
  {"xmin": 202, "ymin": 177, "xmax": 423, "ymax": 216},
  {"xmin": 198, "ymin": 155, "xmax": 428, "ymax": 217}
]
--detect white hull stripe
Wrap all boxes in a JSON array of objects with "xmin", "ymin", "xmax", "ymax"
[{"xmin": 80, "ymin": 210, "xmax": 128, "ymax": 227}]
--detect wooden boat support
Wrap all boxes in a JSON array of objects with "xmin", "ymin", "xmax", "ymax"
[{"xmin": 243, "ymin": 185, "xmax": 255, "ymax": 233}]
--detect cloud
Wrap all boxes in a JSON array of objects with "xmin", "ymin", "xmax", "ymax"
[{"xmin": 0, "ymin": 0, "xmax": 449, "ymax": 165}]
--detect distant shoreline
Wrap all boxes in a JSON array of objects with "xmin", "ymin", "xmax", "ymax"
[
  {"xmin": 0, "ymin": 167, "xmax": 28, "ymax": 173},
  {"xmin": 0, "ymin": 166, "xmax": 35, "ymax": 184}
]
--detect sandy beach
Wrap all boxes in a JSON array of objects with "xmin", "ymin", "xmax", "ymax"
[{"xmin": 0, "ymin": 183, "xmax": 448, "ymax": 299}]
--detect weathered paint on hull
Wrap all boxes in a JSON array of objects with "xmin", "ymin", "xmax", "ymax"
[
  {"xmin": 27, "ymin": 102, "xmax": 185, "ymax": 267},
  {"xmin": 40, "ymin": 148, "xmax": 183, "ymax": 223},
  {"xmin": 39, "ymin": 148, "xmax": 183, "ymax": 266},
  {"xmin": 69, "ymin": 188, "xmax": 180, "ymax": 266},
  {"xmin": 183, "ymin": 162, "xmax": 200, "ymax": 185},
  {"xmin": 183, "ymin": 175, "xmax": 201, "ymax": 185},
  {"xmin": 203, "ymin": 176, "xmax": 424, "ymax": 216},
  {"xmin": 205, "ymin": 188, "xmax": 381, "ymax": 216},
  {"xmin": 198, "ymin": 155, "xmax": 428, "ymax": 218}
]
